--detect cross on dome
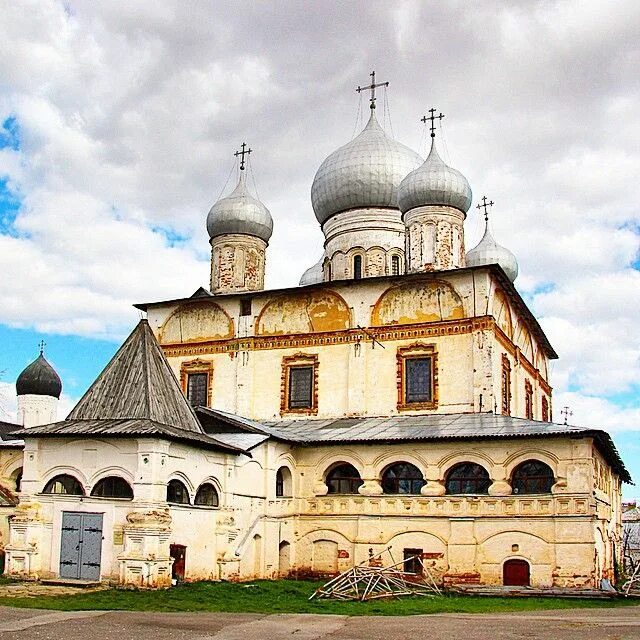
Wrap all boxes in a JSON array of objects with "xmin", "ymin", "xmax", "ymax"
[
  {"xmin": 356, "ymin": 70, "xmax": 389, "ymax": 110},
  {"xmin": 561, "ymin": 406, "xmax": 573, "ymax": 425},
  {"xmin": 39, "ymin": 339, "xmax": 46, "ymax": 355},
  {"xmin": 234, "ymin": 142, "xmax": 252, "ymax": 171},
  {"xmin": 476, "ymin": 196, "xmax": 494, "ymax": 222},
  {"xmin": 421, "ymin": 108, "xmax": 444, "ymax": 138}
]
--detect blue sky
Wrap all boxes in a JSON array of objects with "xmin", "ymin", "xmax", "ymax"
[{"xmin": 0, "ymin": 1, "xmax": 638, "ymax": 500}]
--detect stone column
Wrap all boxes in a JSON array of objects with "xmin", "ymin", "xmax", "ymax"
[{"xmin": 5, "ymin": 502, "xmax": 45, "ymax": 579}]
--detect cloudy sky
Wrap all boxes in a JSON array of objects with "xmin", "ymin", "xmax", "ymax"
[{"xmin": 0, "ymin": 1, "xmax": 638, "ymax": 497}]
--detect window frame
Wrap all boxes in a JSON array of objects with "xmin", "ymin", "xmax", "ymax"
[
  {"xmin": 167, "ymin": 479, "xmax": 191, "ymax": 505},
  {"xmin": 501, "ymin": 354, "xmax": 511, "ymax": 416},
  {"xmin": 180, "ymin": 358, "xmax": 214, "ymax": 408},
  {"xmin": 525, "ymin": 379, "xmax": 533, "ymax": 420},
  {"xmin": 326, "ymin": 463, "xmax": 363, "ymax": 495},
  {"xmin": 381, "ymin": 462, "xmax": 425, "ymax": 495},
  {"xmin": 240, "ymin": 298, "xmax": 252, "ymax": 317},
  {"xmin": 194, "ymin": 483, "xmax": 219, "ymax": 507},
  {"xmin": 396, "ymin": 344, "xmax": 438, "ymax": 411},
  {"xmin": 445, "ymin": 462, "xmax": 492, "ymax": 495},
  {"xmin": 90, "ymin": 476, "xmax": 134, "ymax": 500},
  {"xmin": 391, "ymin": 254, "xmax": 401, "ymax": 276},
  {"xmin": 541, "ymin": 396, "xmax": 549, "ymax": 422},
  {"xmin": 353, "ymin": 254, "xmax": 363, "ymax": 280},
  {"xmin": 280, "ymin": 354, "xmax": 319, "ymax": 416},
  {"xmin": 511, "ymin": 460, "xmax": 555, "ymax": 495},
  {"xmin": 42, "ymin": 474, "xmax": 85, "ymax": 496}
]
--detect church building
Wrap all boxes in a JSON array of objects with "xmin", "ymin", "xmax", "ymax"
[{"xmin": 0, "ymin": 77, "xmax": 630, "ymax": 589}]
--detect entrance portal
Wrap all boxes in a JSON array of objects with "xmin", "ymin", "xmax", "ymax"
[
  {"xmin": 503, "ymin": 559, "xmax": 530, "ymax": 586},
  {"xmin": 170, "ymin": 544, "xmax": 186, "ymax": 581},
  {"xmin": 59, "ymin": 512, "xmax": 103, "ymax": 581}
]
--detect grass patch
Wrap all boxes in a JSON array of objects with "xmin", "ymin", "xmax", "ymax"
[
  {"xmin": 0, "ymin": 580, "xmax": 637, "ymax": 616},
  {"xmin": 0, "ymin": 576, "xmax": 15, "ymax": 586}
]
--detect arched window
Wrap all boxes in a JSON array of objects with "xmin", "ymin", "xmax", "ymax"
[
  {"xmin": 43, "ymin": 474, "xmax": 84, "ymax": 496},
  {"xmin": 167, "ymin": 479, "xmax": 190, "ymax": 505},
  {"xmin": 194, "ymin": 483, "xmax": 219, "ymax": 507},
  {"xmin": 511, "ymin": 460, "xmax": 555, "ymax": 494},
  {"xmin": 391, "ymin": 255, "xmax": 400, "ymax": 276},
  {"xmin": 353, "ymin": 255, "xmax": 362, "ymax": 280},
  {"xmin": 276, "ymin": 467, "xmax": 292, "ymax": 498},
  {"xmin": 326, "ymin": 463, "xmax": 363, "ymax": 495},
  {"xmin": 13, "ymin": 468, "xmax": 22, "ymax": 493},
  {"xmin": 381, "ymin": 462, "xmax": 425, "ymax": 495},
  {"xmin": 90, "ymin": 476, "xmax": 133, "ymax": 499},
  {"xmin": 445, "ymin": 463, "xmax": 491, "ymax": 495}
]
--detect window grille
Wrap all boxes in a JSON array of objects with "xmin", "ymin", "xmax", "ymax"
[
  {"xmin": 405, "ymin": 357, "xmax": 432, "ymax": 404},
  {"xmin": 288, "ymin": 366, "xmax": 313, "ymax": 409},
  {"xmin": 187, "ymin": 373, "xmax": 208, "ymax": 407}
]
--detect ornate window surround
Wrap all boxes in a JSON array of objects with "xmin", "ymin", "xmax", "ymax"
[
  {"xmin": 525, "ymin": 379, "xmax": 533, "ymax": 420},
  {"xmin": 280, "ymin": 353, "xmax": 319, "ymax": 416},
  {"xmin": 396, "ymin": 343, "xmax": 438, "ymax": 412},
  {"xmin": 501, "ymin": 353, "xmax": 511, "ymax": 416},
  {"xmin": 541, "ymin": 396, "xmax": 549, "ymax": 422},
  {"xmin": 180, "ymin": 358, "xmax": 214, "ymax": 407}
]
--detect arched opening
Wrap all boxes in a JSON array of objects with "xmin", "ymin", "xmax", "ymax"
[
  {"xmin": 253, "ymin": 534, "xmax": 262, "ymax": 577},
  {"xmin": 12, "ymin": 468, "xmax": 22, "ymax": 493},
  {"xmin": 326, "ymin": 463, "xmax": 363, "ymax": 495},
  {"xmin": 278, "ymin": 541, "xmax": 291, "ymax": 577},
  {"xmin": 167, "ymin": 479, "xmax": 190, "ymax": 505},
  {"xmin": 90, "ymin": 476, "xmax": 133, "ymax": 499},
  {"xmin": 43, "ymin": 474, "xmax": 84, "ymax": 496},
  {"xmin": 445, "ymin": 462, "xmax": 491, "ymax": 495},
  {"xmin": 391, "ymin": 255, "xmax": 400, "ymax": 276},
  {"xmin": 503, "ymin": 558, "xmax": 530, "ymax": 586},
  {"xmin": 511, "ymin": 460, "xmax": 555, "ymax": 494},
  {"xmin": 381, "ymin": 462, "xmax": 425, "ymax": 495},
  {"xmin": 276, "ymin": 466, "xmax": 292, "ymax": 498},
  {"xmin": 194, "ymin": 483, "xmax": 219, "ymax": 507},
  {"xmin": 353, "ymin": 255, "xmax": 362, "ymax": 280}
]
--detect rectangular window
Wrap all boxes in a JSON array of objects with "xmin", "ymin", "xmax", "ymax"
[
  {"xmin": 403, "ymin": 548, "xmax": 424, "ymax": 575},
  {"xmin": 187, "ymin": 373, "xmax": 208, "ymax": 407},
  {"xmin": 240, "ymin": 298, "xmax": 252, "ymax": 317},
  {"xmin": 405, "ymin": 357, "xmax": 432, "ymax": 404},
  {"xmin": 541, "ymin": 396, "xmax": 549, "ymax": 422},
  {"xmin": 288, "ymin": 366, "xmax": 313, "ymax": 409},
  {"xmin": 525, "ymin": 380, "xmax": 533, "ymax": 419}
]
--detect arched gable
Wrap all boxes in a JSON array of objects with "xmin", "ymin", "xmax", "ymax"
[
  {"xmin": 493, "ymin": 288, "xmax": 513, "ymax": 339},
  {"xmin": 371, "ymin": 279, "xmax": 464, "ymax": 326},
  {"xmin": 160, "ymin": 302, "xmax": 234, "ymax": 344},
  {"xmin": 256, "ymin": 290, "xmax": 350, "ymax": 336}
]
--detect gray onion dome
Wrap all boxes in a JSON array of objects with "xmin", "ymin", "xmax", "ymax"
[
  {"xmin": 311, "ymin": 111, "xmax": 422, "ymax": 226},
  {"xmin": 398, "ymin": 138, "xmax": 472, "ymax": 215},
  {"xmin": 16, "ymin": 353, "xmax": 62, "ymax": 399},
  {"xmin": 206, "ymin": 170, "xmax": 273, "ymax": 244},
  {"xmin": 299, "ymin": 257, "xmax": 324, "ymax": 286},
  {"xmin": 466, "ymin": 220, "xmax": 518, "ymax": 282}
]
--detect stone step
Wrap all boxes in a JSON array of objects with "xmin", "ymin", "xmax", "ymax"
[{"xmin": 40, "ymin": 578, "xmax": 101, "ymax": 588}]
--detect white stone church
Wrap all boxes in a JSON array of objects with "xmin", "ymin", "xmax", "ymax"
[{"xmin": 0, "ymin": 82, "xmax": 630, "ymax": 589}]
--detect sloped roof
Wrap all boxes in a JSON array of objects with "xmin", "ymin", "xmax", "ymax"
[
  {"xmin": 0, "ymin": 420, "xmax": 23, "ymax": 445},
  {"xmin": 68, "ymin": 320, "xmax": 202, "ymax": 433},
  {"xmin": 198, "ymin": 408, "xmax": 630, "ymax": 483},
  {"xmin": 15, "ymin": 418, "xmax": 245, "ymax": 454}
]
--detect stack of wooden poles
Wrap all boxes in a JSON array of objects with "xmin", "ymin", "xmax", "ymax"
[{"xmin": 309, "ymin": 547, "xmax": 441, "ymax": 601}]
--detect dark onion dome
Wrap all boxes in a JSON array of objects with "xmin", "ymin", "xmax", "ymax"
[
  {"xmin": 398, "ymin": 137, "xmax": 472, "ymax": 215},
  {"xmin": 206, "ymin": 170, "xmax": 273, "ymax": 244},
  {"xmin": 16, "ymin": 353, "xmax": 62, "ymax": 399},
  {"xmin": 311, "ymin": 111, "xmax": 423, "ymax": 226}
]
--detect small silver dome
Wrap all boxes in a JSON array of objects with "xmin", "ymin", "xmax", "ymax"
[
  {"xmin": 398, "ymin": 138, "xmax": 472, "ymax": 214},
  {"xmin": 466, "ymin": 220, "xmax": 518, "ymax": 282},
  {"xmin": 299, "ymin": 257, "xmax": 324, "ymax": 286},
  {"xmin": 311, "ymin": 111, "xmax": 422, "ymax": 226},
  {"xmin": 206, "ymin": 171, "xmax": 273, "ymax": 243}
]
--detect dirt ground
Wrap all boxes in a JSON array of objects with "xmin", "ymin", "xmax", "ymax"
[{"xmin": 1, "ymin": 606, "xmax": 640, "ymax": 640}]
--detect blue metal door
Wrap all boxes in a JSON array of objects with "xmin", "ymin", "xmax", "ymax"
[{"xmin": 59, "ymin": 512, "xmax": 103, "ymax": 581}]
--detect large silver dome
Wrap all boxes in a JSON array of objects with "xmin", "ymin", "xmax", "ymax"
[
  {"xmin": 398, "ymin": 138, "xmax": 472, "ymax": 214},
  {"xmin": 466, "ymin": 221, "xmax": 518, "ymax": 282},
  {"xmin": 206, "ymin": 171, "xmax": 273, "ymax": 243},
  {"xmin": 311, "ymin": 112, "xmax": 422, "ymax": 225},
  {"xmin": 299, "ymin": 257, "xmax": 324, "ymax": 286}
]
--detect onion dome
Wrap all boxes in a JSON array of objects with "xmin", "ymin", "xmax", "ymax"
[
  {"xmin": 311, "ymin": 111, "xmax": 422, "ymax": 226},
  {"xmin": 206, "ymin": 170, "xmax": 273, "ymax": 244},
  {"xmin": 466, "ymin": 218, "xmax": 518, "ymax": 282},
  {"xmin": 16, "ymin": 353, "xmax": 62, "ymax": 399},
  {"xmin": 398, "ymin": 138, "xmax": 472, "ymax": 215},
  {"xmin": 299, "ymin": 257, "xmax": 324, "ymax": 286}
]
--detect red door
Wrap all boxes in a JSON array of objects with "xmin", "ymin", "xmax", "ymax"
[
  {"xmin": 503, "ymin": 559, "xmax": 530, "ymax": 586},
  {"xmin": 170, "ymin": 544, "xmax": 186, "ymax": 581}
]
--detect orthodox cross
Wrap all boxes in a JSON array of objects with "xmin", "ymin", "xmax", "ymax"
[
  {"xmin": 476, "ymin": 196, "xmax": 494, "ymax": 222},
  {"xmin": 234, "ymin": 142, "xmax": 252, "ymax": 171},
  {"xmin": 38, "ymin": 340, "xmax": 46, "ymax": 356},
  {"xmin": 356, "ymin": 71, "xmax": 389, "ymax": 110},
  {"xmin": 560, "ymin": 406, "xmax": 573, "ymax": 425},
  {"xmin": 421, "ymin": 108, "xmax": 444, "ymax": 138}
]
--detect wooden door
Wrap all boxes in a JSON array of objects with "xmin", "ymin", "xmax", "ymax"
[{"xmin": 503, "ymin": 559, "xmax": 530, "ymax": 586}]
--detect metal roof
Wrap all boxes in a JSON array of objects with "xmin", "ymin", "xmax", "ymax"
[
  {"xmin": 0, "ymin": 420, "xmax": 23, "ymax": 445},
  {"xmin": 68, "ymin": 319, "xmax": 203, "ymax": 433},
  {"xmin": 14, "ymin": 418, "xmax": 246, "ymax": 454}
]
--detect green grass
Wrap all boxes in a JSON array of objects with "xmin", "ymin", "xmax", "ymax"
[{"xmin": 0, "ymin": 580, "xmax": 637, "ymax": 616}]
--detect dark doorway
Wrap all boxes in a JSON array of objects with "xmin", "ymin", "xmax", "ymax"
[
  {"xmin": 59, "ymin": 512, "xmax": 103, "ymax": 581},
  {"xmin": 170, "ymin": 544, "xmax": 186, "ymax": 581},
  {"xmin": 503, "ymin": 559, "xmax": 530, "ymax": 586},
  {"xmin": 403, "ymin": 548, "xmax": 423, "ymax": 575}
]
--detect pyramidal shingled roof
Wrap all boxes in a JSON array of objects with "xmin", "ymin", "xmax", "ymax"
[{"xmin": 68, "ymin": 320, "xmax": 202, "ymax": 433}]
